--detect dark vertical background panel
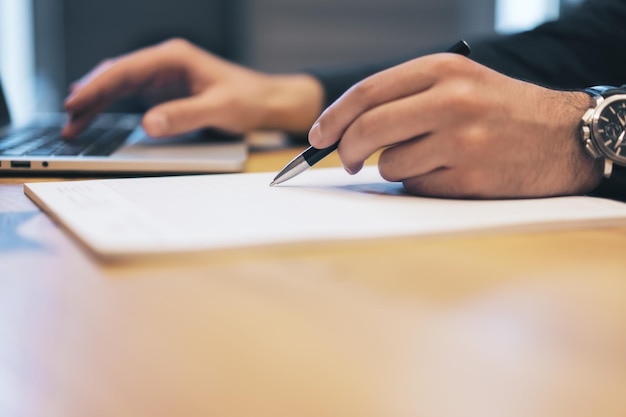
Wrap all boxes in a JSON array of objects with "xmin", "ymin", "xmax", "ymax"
[{"xmin": 32, "ymin": 0, "xmax": 496, "ymax": 112}]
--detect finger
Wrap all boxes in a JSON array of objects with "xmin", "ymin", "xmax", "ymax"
[
  {"xmin": 63, "ymin": 60, "xmax": 122, "ymax": 136},
  {"xmin": 377, "ymin": 132, "xmax": 451, "ymax": 182},
  {"xmin": 67, "ymin": 58, "xmax": 116, "ymax": 96},
  {"xmin": 336, "ymin": 89, "xmax": 443, "ymax": 173},
  {"xmin": 63, "ymin": 41, "xmax": 194, "ymax": 137},
  {"xmin": 68, "ymin": 81, "xmax": 81, "ymax": 94},
  {"xmin": 142, "ymin": 89, "xmax": 241, "ymax": 137},
  {"xmin": 61, "ymin": 102, "xmax": 109, "ymax": 138},
  {"xmin": 401, "ymin": 168, "xmax": 493, "ymax": 199},
  {"xmin": 400, "ymin": 169, "xmax": 461, "ymax": 198},
  {"xmin": 309, "ymin": 54, "xmax": 467, "ymax": 148},
  {"xmin": 64, "ymin": 41, "xmax": 188, "ymax": 114},
  {"xmin": 63, "ymin": 59, "xmax": 125, "ymax": 113}
]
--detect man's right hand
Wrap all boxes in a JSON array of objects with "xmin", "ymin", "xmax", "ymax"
[{"xmin": 63, "ymin": 38, "xmax": 324, "ymax": 138}]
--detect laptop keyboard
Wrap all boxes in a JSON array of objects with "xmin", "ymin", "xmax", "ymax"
[{"xmin": 0, "ymin": 126, "xmax": 130, "ymax": 157}]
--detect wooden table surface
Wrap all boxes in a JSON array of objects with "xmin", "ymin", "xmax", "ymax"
[{"xmin": 1, "ymin": 147, "xmax": 625, "ymax": 417}]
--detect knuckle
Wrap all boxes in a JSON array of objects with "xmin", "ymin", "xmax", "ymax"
[
  {"xmin": 161, "ymin": 38, "xmax": 198, "ymax": 62},
  {"xmin": 162, "ymin": 37, "xmax": 192, "ymax": 50},
  {"xmin": 440, "ymin": 81, "xmax": 478, "ymax": 110},
  {"xmin": 444, "ymin": 123, "xmax": 490, "ymax": 164},
  {"xmin": 457, "ymin": 123, "xmax": 489, "ymax": 152},
  {"xmin": 349, "ymin": 77, "xmax": 381, "ymax": 107},
  {"xmin": 429, "ymin": 53, "xmax": 468, "ymax": 76}
]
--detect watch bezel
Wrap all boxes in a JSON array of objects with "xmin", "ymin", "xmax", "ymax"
[{"xmin": 590, "ymin": 94, "xmax": 626, "ymax": 166}]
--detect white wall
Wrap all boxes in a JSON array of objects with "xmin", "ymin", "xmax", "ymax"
[
  {"xmin": 0, "ymin": 0, "xmax": 36, "ymax": 123},
  {"xmin": 495, "ymin": 0, "xmax": 560, "ymax": 33}
]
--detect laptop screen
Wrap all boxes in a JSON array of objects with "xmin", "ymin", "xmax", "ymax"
[{"xmin": 0, "ymin": 78, "xmax": 10, "ymax": 126}]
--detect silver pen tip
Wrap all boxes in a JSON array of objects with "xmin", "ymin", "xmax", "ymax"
[{"xmin": 269, "ymin": 181, "xmax": 276, "ymax": 187}]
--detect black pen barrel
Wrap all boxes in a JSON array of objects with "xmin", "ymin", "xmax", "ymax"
[{"xmin": 302, "ymin": 143, "xmax": 339, "ymax": 166}]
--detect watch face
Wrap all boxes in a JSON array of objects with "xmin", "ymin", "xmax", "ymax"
[{"xmin": 592, "ymin": 94, "xmax": 626, "ymax": 165}]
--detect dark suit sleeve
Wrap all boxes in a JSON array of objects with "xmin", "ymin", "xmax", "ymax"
[
  {"xmin": 307, "ymin": 0, "xmax": 626, "ymax": 107},
  {"xmin": 470, "ymin": 0, "xmax": 626, "ymax": 89}
]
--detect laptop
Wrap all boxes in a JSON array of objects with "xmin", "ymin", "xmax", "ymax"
[{"xmin": 0, "ymin": 78, "xmax": 247, "ymax": 174}]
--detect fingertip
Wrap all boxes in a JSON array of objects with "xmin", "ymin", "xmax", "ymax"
[
  {"xmin": 309, "ymin": 120, "xmax": 338, "ymax": 148},
  {"xmin": 343, "ymin": 162, "xmax": 363, "ymax": 175},
  {"xmin": 61, "ymin": 108, "xmax": 103, "ymax": 139},
  {"xmin": 61, "ymin": 122, "xmax": 77, "ymax": 139},
  {"xmin": 61, "ymin": 115, "xmax": 85, "ymax": 139},
  {"xmin": 143, "ymin": 111, "xmax": 169, "ymax": 137},
  {"xmin": 60, "ymin": 126, "xmax": 72, "ymax": 139}
]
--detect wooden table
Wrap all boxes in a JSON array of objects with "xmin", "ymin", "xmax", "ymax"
[{"xmin": 1, "ymin": 148, "xmax": 625, "ymax": 417}]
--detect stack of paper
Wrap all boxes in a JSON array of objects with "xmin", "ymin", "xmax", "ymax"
[{"xmin": 24, "ymin": 167, "xmax": 626, "ymax": 259}]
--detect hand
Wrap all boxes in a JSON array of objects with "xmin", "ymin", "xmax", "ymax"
[
  {"xmin": 308, "ymin": 53, "xmax": 602, "ymax": 198},
  {"xmin": 63, "ymin": 38, "xmax": 323, "ymax": 138}
]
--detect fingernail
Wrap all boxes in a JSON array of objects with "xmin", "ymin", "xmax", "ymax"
[
  {"xmin": 308, "ymin": 122, "xmax": 322, "ymax": 145},
  {"xmin": 343, "ymin": 162, "xmax": 363, "ymax": 175},
  {"xmin": 144, "ymin": 112, "xmax": 168, "ymax": 136}
]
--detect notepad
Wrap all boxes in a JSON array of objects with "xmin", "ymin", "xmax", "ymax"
[{"xmin": 24, "ymin": 167, "xmax": 626, "ymax": 259}]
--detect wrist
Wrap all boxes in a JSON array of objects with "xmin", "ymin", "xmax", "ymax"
[
  {"xmin": 552, "ymin": 90, "xmax": 603, "ymax": 194},
  {"xmin": 259, "ymin": 74, "xmax": 324, "ymax": 134}
]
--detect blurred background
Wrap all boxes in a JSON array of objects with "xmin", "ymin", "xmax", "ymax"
[{"xmin": 0, "ymin": 0, "xmax": 583, "ymax": 123}]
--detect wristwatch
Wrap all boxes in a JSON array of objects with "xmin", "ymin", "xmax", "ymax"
[
  {"xmin": 581, "ymin": 85, "xmax": 626, "ymax": 177},
  {"xmin": 580, "ymin": 85, "xmax": 626, "ymax": 198}
]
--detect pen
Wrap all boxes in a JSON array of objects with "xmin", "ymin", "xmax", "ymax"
[{"xmin": 269, "ymin": 39, "xmax": 471, "ymax": 187}]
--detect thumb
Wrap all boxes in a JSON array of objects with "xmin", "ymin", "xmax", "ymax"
[{"xmin": 142, "ymin": 93, "xmax": 232, "ymax": 137}]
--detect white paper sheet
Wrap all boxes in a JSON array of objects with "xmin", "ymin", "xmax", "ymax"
[{"xmin": 24, "ymin": 167, "xmax": 626, "ymax": 258}]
